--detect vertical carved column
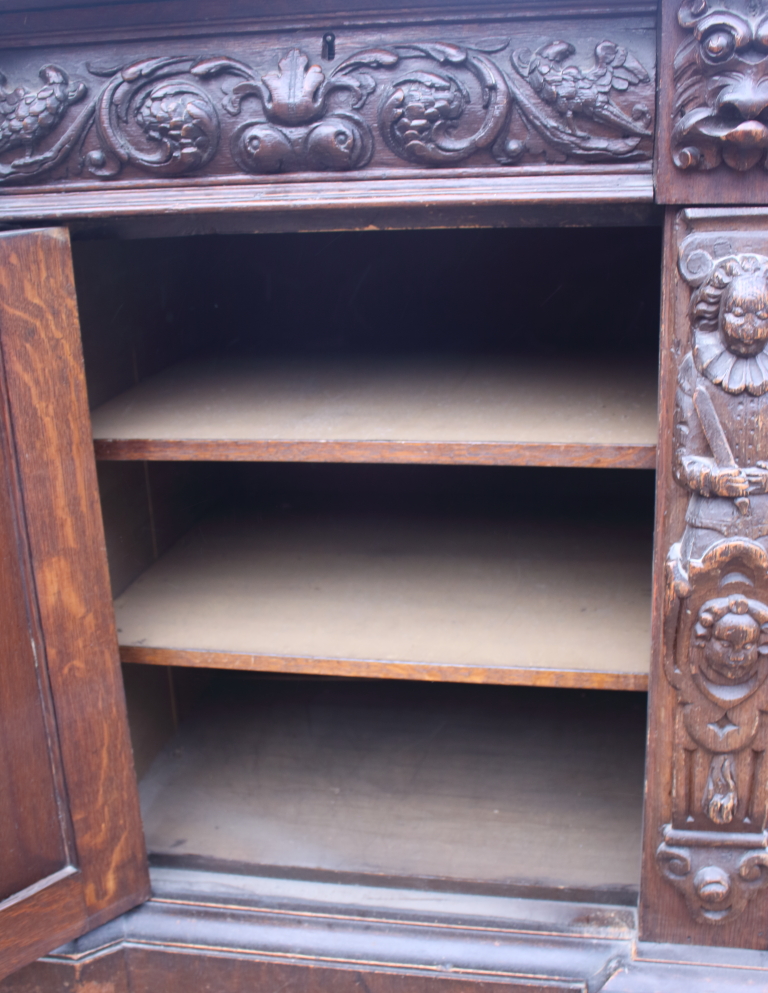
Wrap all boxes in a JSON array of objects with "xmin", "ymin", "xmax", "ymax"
[{"xmin": 641, "ymin": 209, "xmax": 768, "ymax": 948}]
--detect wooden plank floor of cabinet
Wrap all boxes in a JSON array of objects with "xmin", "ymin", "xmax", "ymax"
[
  {"xmin": 137, "ymin": 676, "xmax": 647, "ymax": 896},
  {"xmin": 92, "ymin": 355, "xmax": 658, "ymax": 470},
  {"xmin": 117, "ymin": 506, "xmax": 652, "ymax": 690}
]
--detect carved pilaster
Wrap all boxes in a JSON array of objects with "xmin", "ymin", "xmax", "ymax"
[{"xmin": 643, "ymin": 209, "xmax": 768, "ymax": 948}]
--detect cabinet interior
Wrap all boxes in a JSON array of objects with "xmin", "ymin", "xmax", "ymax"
[{"xmin": 73, "ymin": 223, "xmax": 659, "ymax": 904}]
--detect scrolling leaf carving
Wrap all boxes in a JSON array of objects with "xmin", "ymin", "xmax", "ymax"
[
  {"xmin": 0, "ymin": 36, "xmax": 653, "ymax": 186},
  {"xmin": 333, "ymin": 41, "xmax": 511, "ymax": 165},
  {"xmin": 660, "ymin": 244, "xmax": 768, "ymax": 923},
  {"xmin": 672, "ymin": 0, "xmax": 768, "ymax": 172}
]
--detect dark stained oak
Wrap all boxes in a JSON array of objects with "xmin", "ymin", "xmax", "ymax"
[
  {"xmin": 5, "ymin": 0, "xmax": 768, "ymax": 980},
  {"xmin": 641, "ymin": 208, "xmax": 768, "ymax": 949},
  {"xmin": 0, "ymin": 14, "xmax": 654, "ymax": 204},
  {"xmin": 656, "ymin": 0, "xmax": 768, "ymax": 205},
  {"xmin": 0, "ymin": 396, "xmax": 68, "ymax": 904},
  {"xmin": 0, "ymin": 229, "xmax": 149, "ymax": 981}
]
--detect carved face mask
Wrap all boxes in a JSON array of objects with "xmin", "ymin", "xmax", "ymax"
[
  {"xmin": 672, "ymin": 1, "xmax": 768, "ymax": 171},
  {"xmin": 720, "ymin": 273, "xmax": 768, "ymax": 356},
  {"xmin": 704, "ymin": 611, "xmax": 761, "ymax": 681}
]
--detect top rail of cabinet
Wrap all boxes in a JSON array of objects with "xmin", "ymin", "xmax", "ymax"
[{"xmin": 0, "ymin": 1, "xmax": 656, "ymax": 228}]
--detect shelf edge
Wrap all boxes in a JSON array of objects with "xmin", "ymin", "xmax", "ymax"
[
  {"xmin": 120, "ymin": 645, "xmax": 649, "ymax": 692},
  {"xmin": 95, "ymin": 438, "xmax": 657, "ymax": 470}
]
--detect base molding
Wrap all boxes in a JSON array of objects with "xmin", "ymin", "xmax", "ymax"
[{"xmin": 2, "ymin": 867, "xmax": 768, "ymax": 992}]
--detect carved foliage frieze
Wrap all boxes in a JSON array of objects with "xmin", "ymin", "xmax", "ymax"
[
  {"xmin": 659, "ymin": 239, "xmax": 768, "ymax": 923},
  {"xmin": 672, "ymin": 0, "xmax": 768, "ymax": 172},
  {"xmin": 0, "ymin": 31, "xmax": 654, "ymax": 187}
]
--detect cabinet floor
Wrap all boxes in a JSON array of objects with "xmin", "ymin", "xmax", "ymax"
[{"xmin": 139, "ymin": 676, "xmax": 647, "ymax": 896}]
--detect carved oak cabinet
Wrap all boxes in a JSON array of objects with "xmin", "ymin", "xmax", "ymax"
[{"xmin": 3, "ymin": 0, "xmax": 768, "ymax": 989}]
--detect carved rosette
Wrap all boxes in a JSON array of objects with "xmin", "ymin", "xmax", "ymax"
[
  {"xmin": 671, "ymin": 0, "xmax": 768, "ymax": 172},
  {"xmin": 0, "ymin": 34, "xmax": 653, "ymax": 186},
  {"xmin": 659, "ymin": 240, "xmax": 768, "ymax": 923}
]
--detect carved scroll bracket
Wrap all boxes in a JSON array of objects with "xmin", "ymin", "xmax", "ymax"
[{"xmin": 658, "ymin": 825, "xmax": 768, "ymax": 923}]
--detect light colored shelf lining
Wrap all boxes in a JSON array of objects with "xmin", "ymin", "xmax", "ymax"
[
  {"xmin": 115, "ymin": 509, "xmax": 652, "ymax": 677},
  {"xmin": 140, "ymin": 678, "xmax": 646, "ymax": 890},
  {"xmin": 91, "ymin": 354, "xmax": 658, "ymax": 448}
]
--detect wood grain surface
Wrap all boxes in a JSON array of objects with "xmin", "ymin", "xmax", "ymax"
[
  {"xmin": 0, "ymin": 229, "xmax": 149, "ymax": 979},
  {"xmin": 0, "ymin": 390, "xmax": 68, "ymax": 903},
  {"xmin": 122, "ymin": 646, "xmax": 648, "ymax": 691}
]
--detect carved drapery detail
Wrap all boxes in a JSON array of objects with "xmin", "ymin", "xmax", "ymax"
[
  {"xmin": 672, "ymin": 0, "xmax": 768, "ymax": 172},
  {"xmin": 659, "ymin": 240, "xmax": 768, "ymax": 922},
  {"xmin": 0, "ymin": 35, "xmax": 653, "ymax": 186}
]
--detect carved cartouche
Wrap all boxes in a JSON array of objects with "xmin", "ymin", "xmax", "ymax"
[{"xmin": 672, "ymin": 0, "xmax": 768, "ymax": 172}]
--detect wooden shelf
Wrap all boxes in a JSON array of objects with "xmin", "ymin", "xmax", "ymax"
[
  {"xmin": 92, "ymin": 355, "xmax": 658, "ymax": 469},
  {"xmin": 116, "ymin": 507, "xmax": 652, "ymax": 690},
  {"xmin": 139, "ymin": 676, "xmax": 646, "ymax": 894}
]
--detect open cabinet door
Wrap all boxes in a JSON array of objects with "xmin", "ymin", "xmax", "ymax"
[{"xmin": 0, "ymin": 228, "xmax": 149, "ymax": 980}]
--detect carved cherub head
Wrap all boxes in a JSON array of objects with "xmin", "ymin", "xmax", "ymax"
[
  {"xmin": 694, "ymin": 594, "xmax": 768, "ymax": 683},
  {"xmin": 720, "ymin": 270, "xmax": 768, "ymax": 357},
  {"xmin": 689, "ymin": 255, "xmax": 768, "ymax": 393}
]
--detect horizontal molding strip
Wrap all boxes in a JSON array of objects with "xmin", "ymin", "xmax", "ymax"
[{"xmin": 0, "ymin": 172, "xmax": 654, "ymax": 223}]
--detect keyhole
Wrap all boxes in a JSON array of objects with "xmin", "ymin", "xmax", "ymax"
[{"xmin": 322, "ymin": 32, "xmax": 336, "ymax": 61}]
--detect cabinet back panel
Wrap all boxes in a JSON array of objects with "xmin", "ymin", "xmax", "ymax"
[{"xmin": 76, "ymin": 226, "xmax": 662, "ymax": 407}]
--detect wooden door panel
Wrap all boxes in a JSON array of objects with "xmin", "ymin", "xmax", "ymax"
[
  {"xmin": 0, "ymin": 228, "xmax": 149, "ymax": 981},
  {"xmin": 0, "ymin": 430, "xmax": 68, "ymax": 902}
]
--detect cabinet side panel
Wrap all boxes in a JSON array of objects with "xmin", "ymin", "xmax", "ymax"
[{"xmin": 0, "ymin": 228, "xmax": 149, "ymax": 927}]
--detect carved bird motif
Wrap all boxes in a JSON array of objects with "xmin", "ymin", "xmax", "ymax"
[
  {"xmin": 512, "ymin": 40, "xmax": 651, "ymax": 137},
  {"xmin": 0, "ymin": 65, "xmax": 86, "ymax": 158}
]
